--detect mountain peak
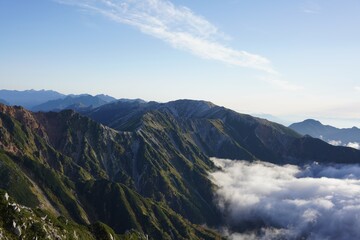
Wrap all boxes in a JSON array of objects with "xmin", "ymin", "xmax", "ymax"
[
  {"xmin": 163, "ymin": 99, "xmax": 216, "ymax": 118},
  {"xmin": 168, "ymin": 99, "xmax": 215, "ymax": 106},
  {"xmin": 95, "ymin": 94, "xmax": 117, "ymax": 103},
  {"xmin": 290, "ymin": 119, "xmax": 360, "ymax": 146},
  {"xmin": 302, "ymin": 119, "xmax": 323, "ymax": 125}
]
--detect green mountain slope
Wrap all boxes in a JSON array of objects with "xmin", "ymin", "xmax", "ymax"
[
  {"xmin": 0, "ymin": 189, "xmax": 149, "ymax": 240},
  {"xmin": 34, "ymin": 109, "xmax": 220, "ymax": 225},
  {"xmin": 86, "ymin": 99, "xmax": 360, "ymax": 164},
  {"xmin": 0, "ymin": 104, "xmax": 221, "ymax": 239}
]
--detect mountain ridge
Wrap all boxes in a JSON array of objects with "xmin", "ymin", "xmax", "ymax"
[
  {"xmin": 290, "ymin": 119, "xmax": 360, "ymax": 148},
  {"xmin": 31, "ymin": 94, "xmax": 114, "ymax": 112},
  {"xmin": 0, "ymin": 103, "xmax": 222, "ymax": 239},
  {"xmin": 85, "ymin": 99, "xmax": 360, "ymax": 164},
  {"xmin": 0, "ymin": 89, "xmax": 65, "ymax": 109},
  {"xmin": 0, "ymin": 89, "xmax": 149, "ymax": 113}
]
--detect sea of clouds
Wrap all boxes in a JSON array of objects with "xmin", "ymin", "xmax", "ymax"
[{"xmin": 210, "ymin": 158, "xmax": 360, "ymax": 240}]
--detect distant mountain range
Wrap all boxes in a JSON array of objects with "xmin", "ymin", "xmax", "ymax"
[
  {"xmin": 289, "ymin": 119, "xmax": 360, "ymax": 149},
  {"xmin": 0, "ymin": 89, "xmax": 145, "ymax": 112},
  {"xmin": 1, "ymin": 94, "xmax": 360, "ymax": 239},
  {"xmin": 31, "ymin": 94, "xmax": 116, "ymax": 112},
  {"xmin": 0, "ymin": 89, "xmax": 65, "ymax": 108}
]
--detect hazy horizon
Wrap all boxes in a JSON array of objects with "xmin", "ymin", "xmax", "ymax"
[{"xmin": 1, "ymin": 87, "xmax": 359, "ymax": 128}]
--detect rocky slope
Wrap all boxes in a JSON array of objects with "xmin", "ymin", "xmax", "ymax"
[
  {"xmin": 0, "ymin": 104, "xmax": 221, "ymax": 240},
  {"xmin": 86, "ymin": 100, "xmax": 360, "ymax": 164},
  {"xmin": 0, "ymin": 190, "xmax": 149, "ymax": 239}
]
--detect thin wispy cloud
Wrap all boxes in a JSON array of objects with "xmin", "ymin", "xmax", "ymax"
[
  {"xmin": 355, "ymin": 86, "xmax": 360, "ymax": 91},
  {"xmin": 302, "ymin": 1, "xmax": 321, "ymax": 14},
  {"xmin": 55, "ymin": 0, "xmax": 289, "ymax": 77},
  {"xmin": 303, "ymin": 9, "xmax": 319, "ymax": 14}
]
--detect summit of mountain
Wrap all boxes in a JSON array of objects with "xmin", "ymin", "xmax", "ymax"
[{"xmin": 290, "ymin": 119, "xmax": 360, "ymax": 148}]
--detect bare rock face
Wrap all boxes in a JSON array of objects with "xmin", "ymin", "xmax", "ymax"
[
  {"xmin": 0, "ymin": 104, "xmax": 46, "ymax": 135},
  {"xmin": 4, "ymin": 192, "xmax": 9, "ymax": 202},
  {"xmin": 13, "ymin": 224, "xmax": 21, "ymax": 237}
]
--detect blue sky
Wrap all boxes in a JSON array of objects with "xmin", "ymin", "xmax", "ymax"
[{"xmin": 1, "ymin": 0, "xmax": 360, "ymax": 127}]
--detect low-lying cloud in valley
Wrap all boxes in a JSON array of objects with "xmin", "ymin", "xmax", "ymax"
[
  {"xmin": 210, "ymin": 158, "xmax": 360, "ymax": 240},
  {"xmin": 327, "ymin": 139, "xmax": 360, "ymax": 150},
  {"xmin": 346, "ymin": 142, "xmax": 360, "ymax": 149}
]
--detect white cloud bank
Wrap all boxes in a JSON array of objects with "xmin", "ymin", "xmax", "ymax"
[
  {"xmin": 347, "ymin": 142, "xmax": 360, "ymax": 150},
  {"xmin": 55, "ymin": 0, "xmax": 302, "ymax": 90},
  {"xmin": 328, "ymin": 139, "xmax": 342, "ymax": 146},
  {"xmin": 210, "ymin": 158, "xmax": 360, "ymax": 240},
  {"xmin": 327, "ymin": 140, "xmax": 360, "ymax": 150}
]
